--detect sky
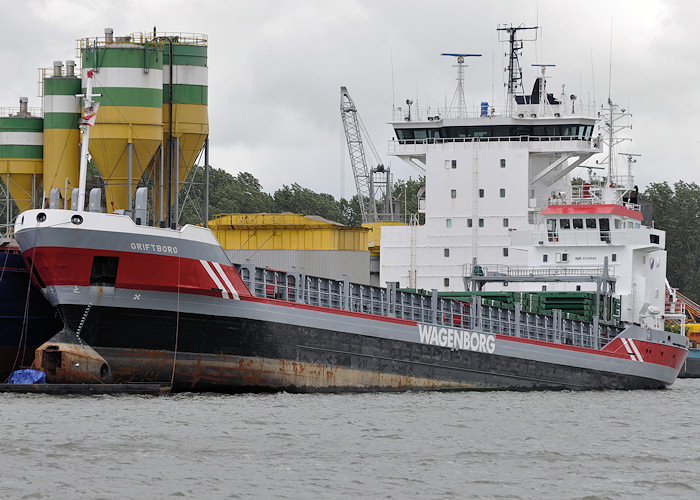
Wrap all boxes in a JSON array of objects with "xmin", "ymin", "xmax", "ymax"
[{"xmin": 1, "ymin": 0, "xmax": 697, "ymax": 200}]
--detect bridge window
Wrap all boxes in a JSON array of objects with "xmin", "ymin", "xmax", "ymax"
[
  {"xmin": 547, "ymin": 218, "xmax": 558, "ymax": 242},
  {"xmin": 398, "ymin": 123, "xmax": 594, "ymax": 142},
  {"xmin": 600, "ymin": 218, "xmax": 611, "ymax": 243},
  {"xmin": 572, "ymin": 218, "xmax": 583, "ymax": 229},
  {"xmin": 586, "ymin": 218, "xmax": 597, "ymax": 229},
  {"xmin": 414, "ymin": 129, "xmax": 428, "ymax": 140},
  {"xmin": 560, "ymin": 218, "xmax": 570, "ymax": 229}
]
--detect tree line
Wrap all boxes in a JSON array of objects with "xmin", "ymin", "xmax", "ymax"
[
  {"xmin": 178, "ymin": 166, "xmax": 423, "ymax": 228},
  {"xmin": 642, "ymin": 181, "xmax": 700, "ymax": 304}
]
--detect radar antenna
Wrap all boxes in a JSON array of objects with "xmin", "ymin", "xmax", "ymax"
[
  {"xmin": 497, "ymin": 24, "xmax": 539, "ymax": 115},
  {"xmin": 440, "ymin": 53, "xmax": 481, "ymax": 118}
]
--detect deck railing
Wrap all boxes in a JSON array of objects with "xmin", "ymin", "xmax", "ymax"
[{"xmin": 236, "ymin": 260, "xmax": 621, "ymax": 350}]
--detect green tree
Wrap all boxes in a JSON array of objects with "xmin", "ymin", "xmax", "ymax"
[
  {"xmin": 179, "ymin": 167, "xmax": 274, "ymax": 225},
  {"xmin": 393, "ymin": 176, "xmax": 425, "ymax": 221},
  {"xmin": 643, "ymin": 181, "xmax": 700, "ymax": 302},
  {"xmin": 273, "ymin": 183, "xmax": 347, "ymax": 224}
]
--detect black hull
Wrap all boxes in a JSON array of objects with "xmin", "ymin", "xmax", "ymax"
[
  {"xmin": 678, "ymin": 351, "xmax": 700, "ymax": 378},
  {"xmin": 61, "ymin": 304, "xmax": 666, "ymax": 392},
  {"xmin": 0, "ymin": 252, "xmax": 62, "ymax": 381}
]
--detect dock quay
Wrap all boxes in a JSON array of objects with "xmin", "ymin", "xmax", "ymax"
[{"xmin": 0, "ymin": 383, "xmax": 171, "ymax": 396}]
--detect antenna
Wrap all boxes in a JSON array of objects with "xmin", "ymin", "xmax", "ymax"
[
  {"xmin": 441, "ymin": 53, "xmax": 481, "ymax": 118},
  {"xmin": 497, "ymin": 24, "xmax": 538, "ymax": 115},
  {"xmin": 608, "ymin": 18, "xmax": 613, "ymax": 101},
  {"xmin": 532, "ymin": 64, "xmax": 555, "ymax": 116}
]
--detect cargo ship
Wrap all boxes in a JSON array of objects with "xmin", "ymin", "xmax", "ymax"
[{"xmin": 12, "ymin": 26, "xmax": 688, "ymax": 391}]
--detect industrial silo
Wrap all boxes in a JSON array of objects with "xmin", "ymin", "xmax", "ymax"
[
  {"xmin": 0, "ymin": 98, "xmax": 43, "ymax": 216},
  {"xmin": 42, "ymin": 60, "xmax": 81, "ymax": 208},
  {"xmin": 151, "ymin": 33, "xmax": 208, "ymax": 224},
  {"xmin": 80, "ymin": 28, "xmax": 163, "ymax": 212}
]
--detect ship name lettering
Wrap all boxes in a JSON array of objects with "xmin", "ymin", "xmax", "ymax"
[
  {"xmin": 130, "ymin": 242, "xmax": 179, "ymax": 254},
  {"xmin": 417, "ymin": 324, "xmax": 495, "ymax": 354}
]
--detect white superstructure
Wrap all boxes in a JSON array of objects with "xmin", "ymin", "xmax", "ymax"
[{"xmin": 380, "ymin": 27, "xmax": 667, "ymax": 329}]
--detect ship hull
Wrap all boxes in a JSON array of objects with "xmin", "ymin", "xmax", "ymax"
[
  {"xmin": 678, "ymin": 348, "xmax": 700, "ymax": 378},
  {"xmin": 57, "ymin": 295, "xmax": 681, "ymax": 393}
]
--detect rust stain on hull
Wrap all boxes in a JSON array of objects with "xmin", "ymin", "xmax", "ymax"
[
  {"xmin": 34, "ymin": 330, "xmax": 113, "ymax": 384},
  {"xmin": 98, "ymin": 348, "xmax": 482, "ymax": 392}
]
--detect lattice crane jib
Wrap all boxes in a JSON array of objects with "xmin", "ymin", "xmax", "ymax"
[{"xmin": 340, "ymin": 86, "xmax": 380, "ymax": 223}]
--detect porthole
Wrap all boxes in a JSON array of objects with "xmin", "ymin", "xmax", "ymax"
[
  {"xmin": 36, "ymin": 212, "xmax": 47, "ymax": 223},
  {"xmin": 71, "ymin": 214, "xmax": 83, "ymax": 225}
]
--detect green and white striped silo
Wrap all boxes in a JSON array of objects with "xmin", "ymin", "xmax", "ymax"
[
  {"xmin": 0, "ymin": 98, "xmax": 43, "ymax": 213},
  {"xmin": 80, "ymin": 28, "xmax": 163, "ymax": 211},
  {"xmin": 43, "ymin": 60, "xmax": 81, "ymax": 207}
]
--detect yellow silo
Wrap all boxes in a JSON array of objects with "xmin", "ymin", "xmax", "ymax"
[
  {"xmin": 0, "ymin": 98, "xmax": 43, "ymax": 213},
  {"xmin": 149, "ymin": 33, "xmax": 208, "ymax": 223},
  {"xmin": 42, "ymin": 60, "xmax": 81, "ymax": 207},
  {"xmin": 80, "ymin": 28, "xmax": 163, "ymax": 211}
]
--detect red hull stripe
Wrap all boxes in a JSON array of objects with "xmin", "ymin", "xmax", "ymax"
[
  {"xmin": 239, "ymin": 295, "xmax": 419, "ymax": 327},
  {"xmin": 600, "ymin": 337, "xmax": 684, "ymax": 370},
  {"xmin": 23, "ymin": 246, "xmax": 251, "ymax": 299}
]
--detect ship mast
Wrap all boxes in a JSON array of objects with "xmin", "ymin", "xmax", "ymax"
[
  {"xmin": 597, "ymin": 98, "xmax": 632, "ymax": 199},
  {"xmin": 441, "ymin": 53, "xmax": 481, "ymax": 118},
  {"xmin": 497, "ymin": 25, "xmax": 539, "ymax": 116},
  {"xmin": 77, "ymin": 68, "xmax": 98, "ymax": 213}
]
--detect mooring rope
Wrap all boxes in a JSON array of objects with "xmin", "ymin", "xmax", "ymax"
[
  {"xmin": 170, "ymin": 231, "xmax": 182, "ymax": 388},
  {"xmin": 75, "ymin": 303, "xmax": 92, "ymax": 338},
  {"xmin": 6, "ymin": 221, "xmax": 41, "ymax": 381}
]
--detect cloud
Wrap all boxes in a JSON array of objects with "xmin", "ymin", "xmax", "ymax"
[{"xmin": 1, "ymin": 0, "xmax": 697, "ymax": 197}]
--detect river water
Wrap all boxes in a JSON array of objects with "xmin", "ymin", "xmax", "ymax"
[{"xmin": 1, "ymin": 380, "xmax": 699, "ymax": 499}]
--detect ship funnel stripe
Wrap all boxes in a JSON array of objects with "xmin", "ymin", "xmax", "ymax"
[
  {"xmin": 199, "ymin": 260, "xmax": 229, "ymax": 299},
  {"xmin": 212, "ymin": 262, "xmax": 239, "ymax": 300}
]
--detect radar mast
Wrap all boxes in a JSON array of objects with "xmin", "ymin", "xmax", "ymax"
[
  {"xmin": 497, "ymin": 24, "xmax": 539, "ymax": 115},
  {"xmin": 440, "ymin": 53, "xmax": 481, "ymax": 118}
]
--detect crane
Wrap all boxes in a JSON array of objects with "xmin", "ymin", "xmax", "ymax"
[{"xmin": 340, "ymin": 86, "xmax": 394, "ymax": 224}]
